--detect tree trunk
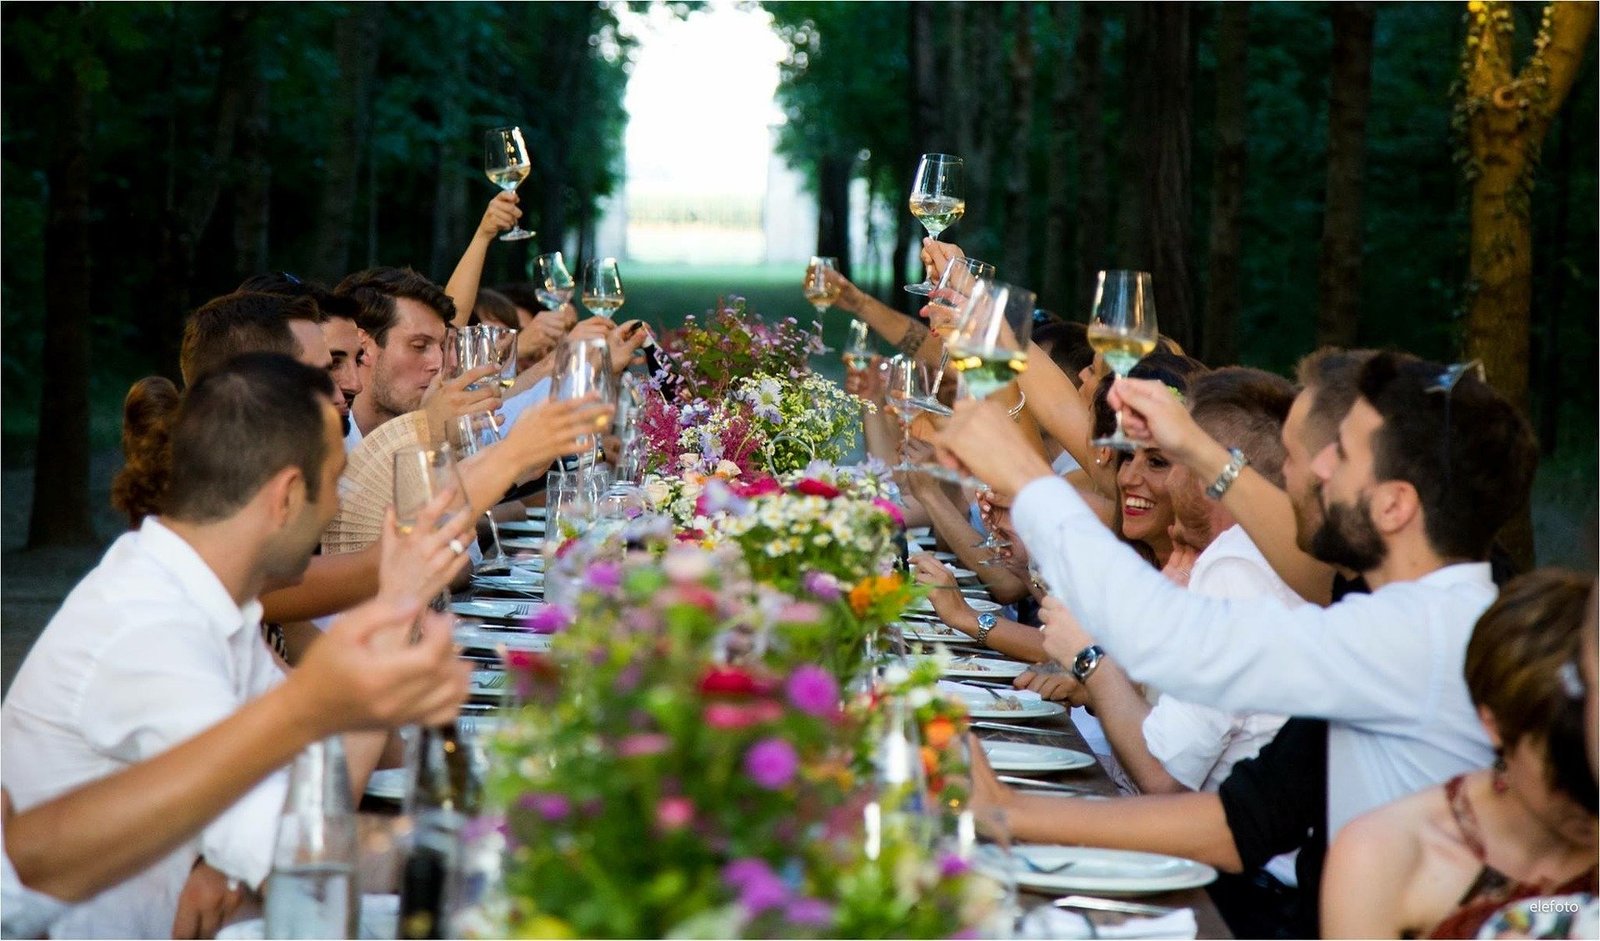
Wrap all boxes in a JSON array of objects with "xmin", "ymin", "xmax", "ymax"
[
  {"xmin": 1001, "ymin": 6, "xmax": 1037, "ymax": 283},
  {"xmin": 428, "ymin": 30, "xmax": 471, "ymax": 280},
  {"xmin": 1114, "ymin": 4, "xmax": 1151, "ymax": 271},
  {"xmin": 1202, "ymin": 2, "xmax": 1250, "ymax": 366},
  {"xmin": 1039, "ymin": 4, "xmax": 1075, "ymax": 313},
  {"xmin": 1073, "ymin": 3, "xmax": 1108, "ymax": 314},
  {"xmin": 231, "ymin": 64, "xmax": 271, "ymax": 282},
  {"xmin": 1142, "ymin": 3, "xmax": 1195, "ymax": 351},
  {"xmin": 1534, "ymin": 105, "xmax": 1571, "ymax": 454},
  {"xmin": 966, "ymin": 2, "xmax": 1004, "ymax": 246},
  {"xmin": 30, "ymin": 29, "xmax": 96, "ymax": 548},
  {"xmin": 816, "ymin": 154, "xmax": 853, "ymax": 280},
  {"xmin": 310, "ymin": 3, "xmax": 383, "ymax": 282},
  {"xmin": 1314, "ymin": 2, "xmax": 1375, "ymax": 350}
]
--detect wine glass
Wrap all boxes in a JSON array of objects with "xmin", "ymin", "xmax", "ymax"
[
  {"xmin": 483, "ymin": 127, "xmax": 535, "ymax": 242},
  {"xmin": 487, "ymin": 324, "xmax": 519, "ymax": 392},
  {"xmin": 393, "ymin": 445, "xmax": 472, "ymax": 609},
  {"xmin": 904, "ymin": 154, "xmax": 965, "ymax": 295},
  {"xmin": 918, "ymin": 256, "xmax": 996, "ymax": 415},
  {"xmin": 804, "ymin": 256, "xmax": 842, "ymax": 314},
  {"xmin": 1086, "ymin": 270, "xmax": 1158, "ymax": 451},
  {"xmin": 884, "ymin": 356, "xmax": 930, "ymax": 455},
  {"xmin": 532, "ymin": 252, "xmax": 576, "ymax": 310},
  {"xmin": 551, "ymin": 337, "xmax": 614, "ymax": 466},
  {"xmin": 945, "ymin": 279, "xmax": 1036, "ymax": 402},
  {"xmin": 580, "ymin": 258, "xmax": 625, "ymax": 318},
  {"xmin": 841, "ymin": 319, "xmax": 873, "ymax": 372}
]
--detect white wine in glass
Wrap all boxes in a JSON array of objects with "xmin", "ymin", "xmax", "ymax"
[
  {"xmin": 947, "ymin": 348, "xmax": 1029, "ymax": 400},
  {"xmin": 841, "ymin": 319, "xmax": 873, "ymax": 371},
  {"xmin": 484, "ymin": 127, "xmax": 536, "ymax": 242},
  {"xmin": 944, "ymin": 278, "xmax": 1036, "ymax": 401},
  {"xmin": 581, "ymin": 258, "xmax": 625, "ymax": 316},
  {"xmin": 1087, "ymin": 270, "xmax": 1158, "ymax": 451},
  {"xmin": 804, "ymin": 256, "xmax": 842, "ymax": 314},
  {"xmin": 904, "ymin": 153, "xmax": 965, "ymax": 295}
]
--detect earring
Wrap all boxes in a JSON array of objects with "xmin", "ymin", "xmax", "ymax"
[{"xmin": 1492, "ymin": 751, "xmax": 1510, "ymax": 795}]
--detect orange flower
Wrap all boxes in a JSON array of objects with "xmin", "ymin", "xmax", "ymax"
[
  {"xmin": 849, "ymin": 573, "xmax": 907, "ymax": 617},
  {"xmin": 924, "ymin": 716, "xmax": 956, "ymax": 750},
  {"xmin": 921, "ymin": 745, "xmax": 940, "ymax": 781},
  {"xmin": 848, "ymin": 580, "xmax": 874, "ymax": 617}
]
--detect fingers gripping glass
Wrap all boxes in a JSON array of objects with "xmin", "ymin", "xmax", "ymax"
[
  {"xmin": 1087, "ymin": 270, "xmax": 1158, "ymax": 452},
  {"xmin": 484, "ymin": 127, "xmax": 535, "ymax": 242},
  {"xmin": 551, "ymin": 337, "xmax": 614, "ymax": 467},
  {"xmin": 532, "ymin": 252, "xmax": 576, "ymax": 310},
  {"xmin": 904, "ymin": 154, "xmax": 966, "ymax": 295},
  {"xmin": 920, "ymin": 256, "xmax": 997, "ymax": 416},
  {"xmin": 393, "ymin": 445, "xmax": 472, "ymax": 613},
  {"xmin": 804, "ymin": 256, "xmax": 841, "ymax": 315}
]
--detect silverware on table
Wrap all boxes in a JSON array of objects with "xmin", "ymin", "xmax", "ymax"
[
  {"xmin": 1051, "ymin": 896, "xmax": 1176, "ymax": 917},
  {"xmin": 973, "ymin": 721, "xmax": 1076, "ymax": 737},
  {"xmin": 996, "ymin": 775, "xmax": 1098, "ymax": 794}
]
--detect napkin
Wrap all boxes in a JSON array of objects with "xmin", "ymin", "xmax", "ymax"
[{"xmin": 1017, "ymin": 904, "xmax": 1197, "ymax": 939}]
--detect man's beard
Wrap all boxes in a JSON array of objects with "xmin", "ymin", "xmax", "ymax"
[
  {"xmin": 1309, "ymin": 492, "xmax": 1387, "ymax": 573},
  {"xmin": 340, "ymin": 410, "xmax": 352, "ymax": 438}
]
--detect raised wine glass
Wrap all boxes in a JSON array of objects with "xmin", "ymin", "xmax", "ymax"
[
  {"xmin": 803, "ymin": 256, "xmax": 842, "ymax": 314},
  {"xmin": 393, "ymin": 444, "xmax": 472, "ymax": 610},
  {"xmin": 904, "ymin": 154, "xmax": 965, "ymax": 295},
  {"xmin": 533, "ymin": 252, "xmax": 575, "ymax": 310},
  {"xmin": 551, "ymin": 337, "xmax": 614, "ymax": 467},
  {"xmin": 884, "ymin": 356, "xmax": 931, "ymax": 456},
  {"xmin": 945, "ymin": 279, "xmax": 1036, "ymax": 402},
  {"xmin": 841, "ymin": 319, "xmax": 873, "ymax": 373},
  {"xmin": 917, "ymin": 256, "xmax": 996, "ymax": 416},
  {"xmin": 484, "ymin": 127, "xmax": 535, "ymax": 242},
  {"xmin": 1086, "ymin": 270, "xmax": 1158, "ymax": 451},
  {"xmin": 580, "ymin": 258, "xmax": 625, "ymax": 319}
]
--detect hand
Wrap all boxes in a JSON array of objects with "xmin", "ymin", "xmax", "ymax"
[
  {"xmin": 610, "ymin": 320, "xmax": 651, "ymax": 374},
  {"xmin": 502, "ymin": 395, "xmax": 616, "ymax": 473},
  {"xmin": 930, "ymin": 399, "xmax": 1055, "ymax": 497},
  {"xmin": 843, "ymin": 354, "xmax": 887, "ymax": 403},
  {"xmin": 289, "ymin": 598, "xmax": 471, "ymax": 733},
  {"xmin": 907, "ymin": 409, "xmax": 946, "ymax": 444},
  {"xmin": 920, "ymin": 239, "xmax": 966, "ymax": 284},
  {"xmin": 965, "ymin": 732, "xmax": 1017, "ymax": 815},
  {"xmin": 1039, "ymin": 595, "xmax": 1096, "ymax": 669},
  {"xmin": 377, "ymin": 494, "xmax": 475, "ymax": 603},
  {"xmin": 1161, "ymin": 538, "xmax": 1201, "ymax": 588},
  {"xmin": 475, "ymin": 191, "xmax": 522, "ymax": 242},
  {"xmin": 1107, "ymin": 377, "xmax": 1215, "ymax": 467},
  {"xmin": 599, "ymin": 433, "xmax": 622, "ymax": 466},
  {"xmin": 807, "ymin": 265, "xmax": 867, "ymax": 315},
  {"xmin": 1014, "ymin": 665, "xmax": 1085, "ymax": 703},
  {"xmin": 518, "ymin": 304, "xmax": 575, "ymax": 365},
  {"xmin": 910, "ymin": 552, "xmax": 970, "ymax": 624},
  {"xmin": 566, "ymin": 315, "xmax": 616, "ymax": 346},
  {"xmin": 171, "ymin": 860, "xmax": 245, "ymax": 939},
  {"xmin": 421, "ymin": 364, "xmax": 503, "ymax": 444},
  {"xmin": 919, "ymin": 300, "xmax": 962, "ymax": 337}
]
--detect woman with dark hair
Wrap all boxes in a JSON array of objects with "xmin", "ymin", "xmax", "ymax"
[{"xmin": 1321, "ymin": 569, "xmax": 1598, "ymax": 939}]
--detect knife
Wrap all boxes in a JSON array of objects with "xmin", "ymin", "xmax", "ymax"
[
  {"xmin": 1052, "ymin": 896, "xmax": 1176, "ymax": 917},
  {"xmin": 972, "ymin": 721, "xmax": 1076, "ymax": 737},
  {"xmin": 996, "ymin": 775, "xmax": 1099, "ymax": 794}
]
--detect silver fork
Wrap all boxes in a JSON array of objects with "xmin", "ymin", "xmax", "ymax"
[{"xmin": 1018, "ymin": 854, "xmax": 1078, "ymax": 875}]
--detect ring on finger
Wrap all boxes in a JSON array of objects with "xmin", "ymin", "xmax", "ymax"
[{"xmin": 449, "ymin": 538, "xmax": 467, "ymax": 556}]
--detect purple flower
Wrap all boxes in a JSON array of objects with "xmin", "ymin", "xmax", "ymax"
[
  {"xmin": 938, "ymin": 852, "xmax": 971, "ymax": 879},
  {"xmin": 783, "ymin": 897, "xmax": 834, "ymax": 927},
  {"xmin": 584, "ymin": 561, "xmax": 622, "ymax": 592},
  {"xmin": 722, "ymin": 858, "xmax": 788, "ymax": 915},
  {"xmin": 802, "ymin": 571, "xmax": 841, "ymax": 601},
  {"xmin": 743, "ymin": 737, "xmax": 799, "ymax": 790},
  {"xmin": 785, "ymin": 665, "xmax": 839, "ymax": 717},
  {"xmin": 525, "ymin": 604, "xmax": 570, "ymax": 635},
  {"xmin": 517, "ymin": 792, "xmax": 571, "ymax": 822}
]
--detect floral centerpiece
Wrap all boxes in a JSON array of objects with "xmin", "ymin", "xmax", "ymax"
[
  {"xmin": 654, "ymin": 297, "xmax": 825, "ymax": 396},
  {"xmin": 490, "ymin": 547, "xmax": 998, "ymax": 939}
]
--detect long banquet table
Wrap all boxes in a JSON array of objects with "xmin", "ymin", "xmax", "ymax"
[{"xmin": 439, "ymin": 524, "xmax": 1234, "ymax": 940}]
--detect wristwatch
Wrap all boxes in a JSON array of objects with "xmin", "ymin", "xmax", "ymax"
[
  {"xmin": 974, "ymin": 612, "xmax": 998, "ymax": 648},
  {"xmin": 1071, "ymin": 644, "xmax": 1105, "ymax": 683}
]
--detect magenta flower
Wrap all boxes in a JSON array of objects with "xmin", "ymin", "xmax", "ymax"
[
  {"xmin": 518, "ymin": 792, "xmax": 571, "ymax": 822},
  {"xmin": 617, "ymin": 733, "xmax": 670, "ymax": 758},
  {"xmin": 584, "ymin": 561, "xmax": 622, "ymax": 592},
  {"xmin": 722, "ymin": 858, "xmax": 788, "ymax": 915},
  {"xmin": 873, "ymin": 498, "xmax": 906, "ymax": 527},
  {"xmin": 783, "ymin": 897, "xmax": 834, "ymax": 927},
  {"xmin": 525, "ymin": 605, "xmax": 570, "ymax": 635},
  {"xmin": 938, "ymin": 852, "xmax": 971, "ymax": 878},
  {"xmin": 743, "ymin": 737, "xmax": 799, "ymax": 790},
  {"xmin": 802, "ymin": 571, "xmax": 841, "ymax": 601},
  {"xmin": 785, "ymin": 665, "xmax": 839, "ymax": 717},
  {"xmin": 655, "ymin": 796, "xmax": 695, "ymax": 831}
]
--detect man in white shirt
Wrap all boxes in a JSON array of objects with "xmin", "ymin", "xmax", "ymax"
[
  {"xmin": 940, "ymin": 350, "xmax": 1538, "ymax": 840},
  {"xmin": 2, "ymin": 355, "xmax": 356, "ymax": 938}
]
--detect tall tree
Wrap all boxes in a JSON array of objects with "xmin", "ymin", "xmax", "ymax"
[
  {"xmin": 1315, "ymin": 2, "xmax": 1375, "ymax": 349},
  {"xmin": 1072, "ymin": 3, "xmax": 1108, "ymax": 315},
  {"xmin": 308, "ymin": 2, "xmax": 382, "ymax": 282},
  {"xmin": 1142, "ymin": 3, "xmax": 1195, "ymax": 351},
  {"xmin": 1457, "ymin": 0, "xmax": 1596, "ymax": 414},
  {"xmin": 1000, "ymin": 6, "xmax": 1037, "ymax": 281},
  {"xmin": 1202, "ymin": 3, "xmax": 1250, "ymax": 367},
  {"xmin": 28, "ymin": 4, "xmax": 96, "ymax": 548},
  {"xmin": 1039, "ymin": 4, "xmax": 1076, "ymax": 312}
]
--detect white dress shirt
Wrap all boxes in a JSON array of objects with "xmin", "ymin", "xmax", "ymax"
[
  {"xmin": 501, "ymin": 377, "xmax": 552, "ymax": 429},
  {"xmin": 1012, "ymin": 476, "xmax": 1495, "ymax": 836},
  {"xmin": 1, "ymin": 518, "xmax": 287, "ymax": 939}
]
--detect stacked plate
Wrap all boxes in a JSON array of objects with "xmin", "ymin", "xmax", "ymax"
[
  {"xmin": 993, "ymin": 845, "xmax": 1218, "ymax": 895},
  {"xmin": 925, "ymin": 655, "xmax": 1028, "ymax": 680},
  {"xmin": 454, "ymin": 623, "xmax": 552, "ymax": 652},
  {"xmin": 981, "ymin": 740, "xmax": 1096, "ymax": 774},
  {"xmin": 936, "ymin": 680, "xmax": 1066, "ymax": 721},
  {"xmin": 451, "ymin": 599, "xmax": 538, "ymax": 621}
]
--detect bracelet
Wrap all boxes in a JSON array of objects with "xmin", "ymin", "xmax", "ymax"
[
  {"xmin": 896, "ymin": 319, "xmax": 932, "ymax": 358},
  {"xmin": 1206, "ymin": 448, "xmax": 1249, "ymax": 500},
  {"xmin": 1006, "ymin": 391, "xmax": 1027, "ymax": 419}
]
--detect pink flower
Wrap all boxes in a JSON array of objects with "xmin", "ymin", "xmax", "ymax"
[
  {"xmin": 518, "ymin": 792, "xmax": 571, "ymax": 822},
  {"xmin": 802, "ymin": 571, "xmax": 841, "ymax": 601},
  {"xmin": 784, "ymin": 898, "xmax": 834, "ymax": 927},
  {"xmin": 785, "ymin": 665, "xmax": 839, "ymax": 717},
  {"xmin": 704, "ymin": 700, "xmax": 784, "ymax": 729},
  {"xmin": 617, "ymin": 733, "xmax": 670, "ymax": 758},
  {"xmin": 722, "ymin": 858, "xmax": 788, "ymax": 915},
  {"xmin": 743, "ymin": 737, "xmax": 799, "ymax": 790},
  {"xmin": 793, "ymin": 478, "xmax": 841, "ymax": 499},
  {"xmin": 524, "ymin": 605, "xmax": 570, "ymax": 635},
  {"xmin": 872, "ymin": 498, "xmax": 906, "ymax": 527},
  {"xmin": 584, "ymin": 561, "xmax": 623, "ymax": 592},
  {"xmin": 655, "ymin": 796, "xmax": 695, "ymax": 831},
  {"xmin": 734, "ymin": 476, "xmax": 783, "ymax": 499}
]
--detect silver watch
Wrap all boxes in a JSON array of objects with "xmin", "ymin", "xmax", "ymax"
[
  {"xmin": 1071, "ymin": 644, "xmax": 1105, "ymax": 683},
  {"xmin": 975, "ymin": 612, "xmax": 998, "ymax": 647}
]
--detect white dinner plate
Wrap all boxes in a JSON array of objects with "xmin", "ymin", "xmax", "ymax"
[
  {"xmin": 896, "ymin": 622, "xmax": 973, "ymax": 644},
  {"xmin": 470, "ymin": 572, "xmax": 544, "ymax": 592},
  {"xmin": 499, "ymin": 536, "xmax": 549, "ymax": 552},
  {"xmin": 218, "ymin": 894, "xmax": 399, "ymax": 940},
  {"xmin": 938, "ymin": 680, "xmax": 1066, "ymax": 720},
  {"xmin": 981, "ymin": 740, "xmax": 1097, "ymax": 774},
  {"xmin": 932, "ymin": 551, "xmax": 960, "ymax": 564},
  {"xmin": 526, "ymin": 506, "xmax": 547, "ymax": 519},
  {"xmin": 907, "ymin": 526, "xmax": 933, "ymax": 540},
  {"xmin": 450, "ymin": 600, "xmax": 530, "ymax": 620},
  {"xmin": 910, "ymin": 596, "xmax": 1001, "ymax": 614},
  {"xmin": 498, "ymin": 519, "xmax": 547, "ymax": 535},
  {"xmin": 454, "ymin": 623, "xmax": 553, "ymax": 652},
  {"xmin": 363, "ymin": 767, "xmax": 409, "ymax": 801},
  {"xmin": 470, "ymin": 670, "xmax": 511, "ymax": 698},
  {"xmin": 948, "ymin": 566, "xmax": 978, "ymax": 582},
  {"xmin": 932, "ymin": 655, "xmax": 1028, "ymax": 680},
  {"xmin": 991, "ymin": 845, "xmax": 1218, "ymax": 896}
]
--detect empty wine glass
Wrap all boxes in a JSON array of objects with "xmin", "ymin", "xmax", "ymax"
[
  {"xmin": 483, "ymin": 127, "xmax": 535, "ymax": 242},
  {"xmin": 393, "ymin": 445, "xmax": 472, "ymax": 610},
  {"xmin": 551, "ymin": 337, "xmax": 614, "ymax": 467},
  {"xmin": 904, "ymin": 154, "xmax": 965, "ymax": 295},
  {"xmin": 532, "ymin": 252, "xmax": 576, "ymax": 310},
  {"xmin": 804, "ymin": 256, "xmax": 842, "ymax": 314},
  {"xmin": 884, "ymin": 356, "xmax": 930, "ymax": 455},
  {"xmin": 580, "ymin": 258, "xmax": 625, "ymax": 318},
  {"xmin": 842, "ymin": 319, "xmax": 873, "ymax": 372},
  {"xmin": 1086, "ymin": 270, "xmax": 1158, "ymax": 451}
]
